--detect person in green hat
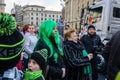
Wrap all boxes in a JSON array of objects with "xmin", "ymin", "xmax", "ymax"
[
  {"xmin": 0, "ymin": 13, "xmax": 24, "ymax": 79},
  {"xmin": 23, "ymin": 49, "xmax": 48, "ymax": 80},
  {"xmin": 35, "ymin": 20, "xmax": 65, "ymax": 80}
]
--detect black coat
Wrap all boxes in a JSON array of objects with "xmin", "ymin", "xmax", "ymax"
[
  {"xmin": 35, "ymin": 39, "xmax": 65, "ymax": 80},
  {"xmin": 63, "ymin": 40, "xmax": 90, "ymax": 80},
  {"xmin": 35, "ymin": 76, "xmax": 45, "ymax": 80},
  {"xmin": 102, "ymin": 31, "xmax": 120, "ymax": 80},
  {"xmin": 80, "ymin": 34, "xmax": 103, "ymax": 55}
]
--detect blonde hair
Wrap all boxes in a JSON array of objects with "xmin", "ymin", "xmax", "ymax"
[{"xmin": 64, "ymin": 28, "xmax": 76, "ymax": 41}]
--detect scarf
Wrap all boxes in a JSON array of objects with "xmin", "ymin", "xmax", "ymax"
[
  {"xmin": 82, "ymin": 50, "xmax": 92, "ymax": 74},
  {"xmin": 115, "ymin": 72, "xmax": 120, "ymax": 80},
  {"xmin": 23, "ymin": 69, "xmax": 45, "ymax": 80}
]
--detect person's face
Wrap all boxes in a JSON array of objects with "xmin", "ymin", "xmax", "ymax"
[
  {"xmin": 28, "ymin": 26, "xmax": 36, "ymax": 34},
  {"xmin": 88, "ymin": 28, "xmax": 95, "ymax": 35},
  {"xmin": 17, "ymin": 26, "xmax": 22, "ymax": 30},
  {"xmin": 28, "ymin": 59, "xmax": 40, "ymax": 72},
  {"xmin": 68, "ymin": 32, "xmax": 78, "ymax": 43},
  {"xmin": 52, "ymin": 27, "xmax": 58, "ymax": 37}
]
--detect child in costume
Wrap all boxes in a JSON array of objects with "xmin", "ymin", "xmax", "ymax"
[
  {"xmin": 23, "ymin": 49, "xmax": 48, "ymax": 80},
  {"xmin": 0, "ymin": 13, "xmax": 24, "ymax": 79}
]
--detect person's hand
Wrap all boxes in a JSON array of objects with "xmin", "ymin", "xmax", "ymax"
[
  {"xmin": 88, "ymin": 54, "xmax": 93, "ymax": 60},
  {"xmin": 62, "ymin": 68, "xmax": 66, "ymax": 78},
  {"xmin": 20, "ymin": 52, "xmax": 24, "ymax": 60}
]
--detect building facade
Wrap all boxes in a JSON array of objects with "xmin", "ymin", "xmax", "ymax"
[
  {"xmin": 11, "ymin": 4, "xmax": 23, "ymax": 26},
  {"xmin": 12, "ymin": 4, "xmax": 62, "ymax": 28},
  {"xmin": 64, "ymin": 0, "xmax": 101, "ymax": 29},
  {"xmin": 0, "ymin": 0, "xmax": 6, "ymax": 12}
]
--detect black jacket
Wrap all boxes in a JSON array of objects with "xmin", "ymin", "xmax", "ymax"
[
  {"xmin": 35, "ymin": 39, "xmax": 65, "ymax": 80},
  {"xmin": 36, "ymin": 76, "xmax": 45, "ymax": 80},
  {"xmin": 102, "ymin": 31, "xmax": 120, "ymax": 80},
  {"xmin": 63, "ymin": 40, "xmax": 90, "ymax": 80},
  {"xmin": 80, "ymin": 34, "xmax": 102, "ymax": 55}
]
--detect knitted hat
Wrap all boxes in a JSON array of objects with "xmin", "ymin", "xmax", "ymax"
[
  {"xmin": 0, "ymin": 13, "xmax": 24, "ymax": 73},
  {"xmin": 30, "ymin": 49, "xmax": 48, "ymax": 72},
  {"xmin": 87, "ymin": 25, "xmax": 95, "ymax": 30}
]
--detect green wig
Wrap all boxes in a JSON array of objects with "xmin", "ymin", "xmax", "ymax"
[
  {"xmin": 0, "ymin": 13, "xmax": 16, "ymax": 36},
  {"xmin": 37, "ymin": 20, "xmax": 63, "ymax": 58}
]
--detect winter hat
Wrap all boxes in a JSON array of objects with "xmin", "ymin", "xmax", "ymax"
[
  {"xmin": 0, "ymin": 13, "xmax": 24, "ymax": 73},
  {"xmin": 30, "ymin": 49, "xmax": 48, "ymax": 71},
  {"xmin": 87, "ymin": 25, "xmax": 95, "ymax": 30}
]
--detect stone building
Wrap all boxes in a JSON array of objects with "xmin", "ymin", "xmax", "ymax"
[
  {"xmin": 64, "ymin": 0, "xmax": 102, "ymax": 29},
  {"xmin": 0, "ymin": 0, "xmax": 6, "ymax": 12}
]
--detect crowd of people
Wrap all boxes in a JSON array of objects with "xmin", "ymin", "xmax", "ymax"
[{"xmin": 0, "ymin": 13, "xmax": 120, "ymax": 80}]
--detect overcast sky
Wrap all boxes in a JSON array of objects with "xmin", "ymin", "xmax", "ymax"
[{"xmin": 5, "ymin": 0, "xmax": 63, "ymax": 13}]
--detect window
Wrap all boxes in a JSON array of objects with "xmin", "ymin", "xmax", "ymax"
[
  {"xmin": 31, "ymin": 17, "xmax": 33, "ymax": 20},
  {"xmin": 89, "ymin": 6, "xmax": 103, "ymax": 22},
  {"xmin": 37, "ymin": 8, "xmax": 38, "ymax": 11},
  {"xmin": 60, "ymin": 15, "xmax": 62, "ymax": 18},
  {"xmin": 31, "ymin": 22, "xmax": 33, "ymax": 25},
  {"xmin": 36, "ymin": 22, "xmax": 38, "ymax": 25},
  {"xmin": 45, "ymin": 14, "xmax": 47, "ymax": 17},
  {"xmin": 31, "ymin": 13, "xmax": 33, "ymax": 15},
  {"xmin": 113, "ymin": 7, "xmax": 120, "ymax": 18},
  {"xmin": 93, "ymin": 0, "xmax": 96, "ymax": 2},
  {"xmin": 31, "ymin": 8, "xmax": 33, "ymax": 10},
  {"xmin": 81, "ymin": 8, "xmax": 84, "ymax": 18},
  {"xmin": 41, "ymin": 18, "xmax": 43, "ymax": 20},
  {"xmin": 87, "ymin": 1, "xmax": 89, "ymax": 6},
  {"xmin": 41, "ymin": 13, "xmax": 43, "ymax": 16},
  {"xmin": 36, "ymin": 13, "xmax": 38, "ymax": 16},
  {"xmin": 36, "ymin": 17, "xmax": 38, "ymax": 20},
  {"xmin": 53, "ymin": 15, "xmax": 54, "ymax": 17},
  {"xmin": 49, "ymin": 15, "xmax": 51, "ymax": 17}
]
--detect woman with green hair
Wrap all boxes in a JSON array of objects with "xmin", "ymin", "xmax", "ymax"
[{"xmin": 35, "ymin": 20, "xmax": 65, "ymax": 80}]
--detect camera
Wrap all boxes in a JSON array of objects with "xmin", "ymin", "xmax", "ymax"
[{"xmin": 93, "ymin": 46, "xmax": 101, "ymax": 52}]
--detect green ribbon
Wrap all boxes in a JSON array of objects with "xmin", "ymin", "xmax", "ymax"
[{"xmin": 82, "ymin": 50, "xmax": 92, "ymax": 74}]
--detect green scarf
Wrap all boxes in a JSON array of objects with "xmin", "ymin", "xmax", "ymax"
[
  {"xmin": 115, "ymin": 72, "xmax": 120, "ymax": 80},
  {"xmin": 23, "ymin": 69, "xmax": 45, "ymax": 80},
  {"xmin": 82, "ymin": 50, "xmax": 92, "ymax": 74}
]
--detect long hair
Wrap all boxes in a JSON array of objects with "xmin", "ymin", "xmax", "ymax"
[
  {"xmin": 22, "ymin": 24, "xmax": 30, "ymax": 34},
  {"xmin": 36, "ymin": 20, "xmax": 63, "ymax": 58}
]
